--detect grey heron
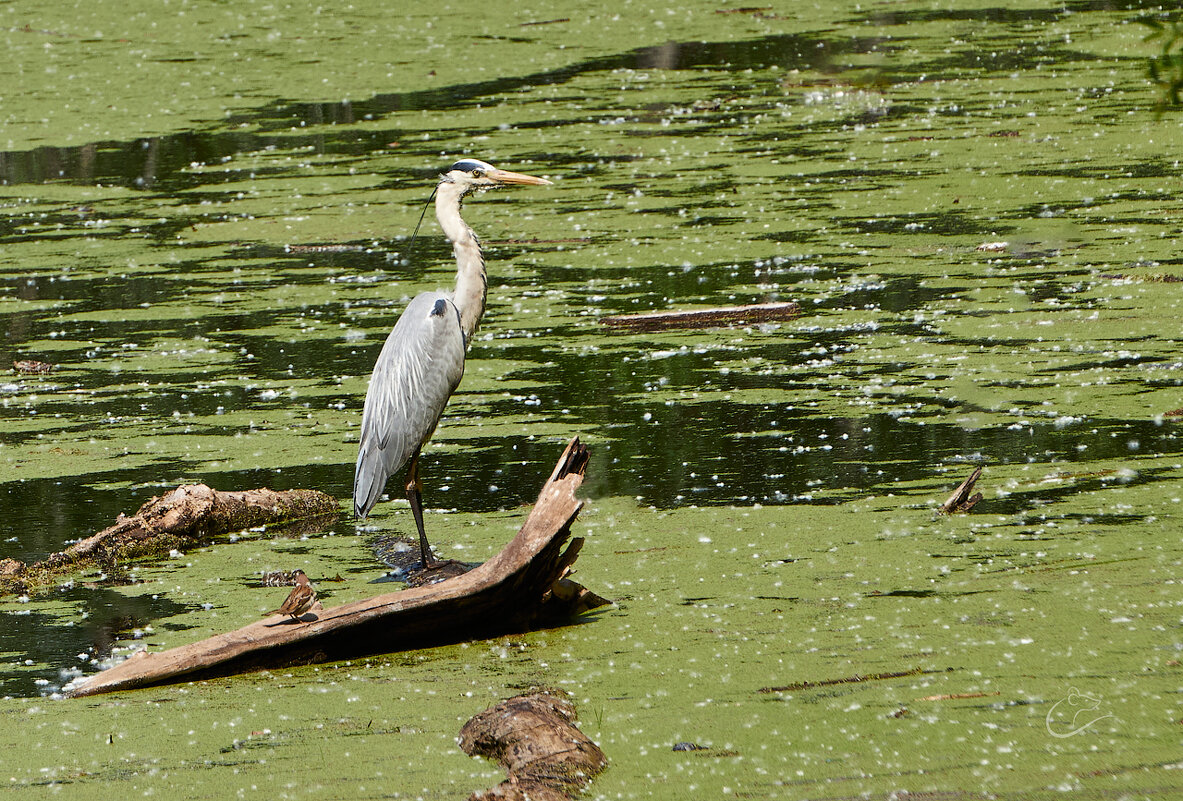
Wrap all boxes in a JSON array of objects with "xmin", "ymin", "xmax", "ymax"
[{"xmin": 353, "ymin": 158, "xmax": 552, "ymax": 568}]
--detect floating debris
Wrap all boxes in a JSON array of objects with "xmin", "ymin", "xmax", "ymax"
[
  {"xmin": 1099, "ymin": 272, "xmax": 1183, "ymax": 283},
  {"xmin": 284, "ymin": 243, "xmax": 367, "ymax": 253},
  {"xmin": 716, "ymin": 6, "xmax": 786, "ymax": 20},
  {"xmin": 518, "ymin": 17, "xmax": 569, "ymax": 26},
  {"xmin": 12, "ymin": 360, "xmax": 54, "ymax": 374},
  {"xmin": 259, "ymin": 570, "xmax": 308, "ymax": 587}
]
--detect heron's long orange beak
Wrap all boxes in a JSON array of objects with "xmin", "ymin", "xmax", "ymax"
[{"xmin": 489, "ymin": 168, "xmax": 552, "ymax": 186}]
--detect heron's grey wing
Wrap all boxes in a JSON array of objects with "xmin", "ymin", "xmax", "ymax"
[{"xmin": 353, "ymin": 293, "xmax": 466, "ymax": 518}]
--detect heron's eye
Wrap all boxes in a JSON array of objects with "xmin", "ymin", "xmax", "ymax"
[{"xmin": 471, "ymin": 168, "xmax": 485, "ymax": 178}]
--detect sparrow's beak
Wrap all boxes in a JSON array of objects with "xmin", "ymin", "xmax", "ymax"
[{"xmin": 488, "ymin": 168, "xmax": 552, "ymax": 186}]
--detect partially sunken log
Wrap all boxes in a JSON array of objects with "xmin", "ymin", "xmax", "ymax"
[
  {"xmin": 939, "ymin": 466, "xmax": 983, "ymax": 514},
  {"xmin": 600, "ymin": 301, "xmax": 801, "ymax": 331},
  {"xmin": 67, "ymin": 438, "xmax": 604, "ymax": 698},
  {"xmin": 460, "ymin": 691, "xmax": 607, "ymax": 801},
  {"xmin": 0, "ymin": 484, "xmax": 338, "ymax": 596}
]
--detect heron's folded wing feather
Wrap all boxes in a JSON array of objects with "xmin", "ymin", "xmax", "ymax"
[{"xmin": 353, "ymin": 293, "xmax": 466, "ymax": 518}]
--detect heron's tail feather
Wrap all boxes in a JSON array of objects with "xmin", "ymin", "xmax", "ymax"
[{"xmin": 353, "ymin": 450, "xmax": 387, "ymax": 519}]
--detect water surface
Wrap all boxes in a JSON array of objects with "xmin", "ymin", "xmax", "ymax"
[{"xmin": 1, "ymin": 1, "xmax": 1181, "ymax": 798}]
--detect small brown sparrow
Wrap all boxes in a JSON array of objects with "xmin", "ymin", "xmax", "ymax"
[{"xmin": 263, "ymin": 569, "xmax": 316, "ymax": 621}]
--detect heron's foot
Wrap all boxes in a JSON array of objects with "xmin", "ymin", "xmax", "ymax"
[
  {"xmin": 373, "ymin": 536, "xmax": 475, "ymax": 583},
  {"xmin": 407, "ymin": 558, "xmax": 472, "ymax": 587}
]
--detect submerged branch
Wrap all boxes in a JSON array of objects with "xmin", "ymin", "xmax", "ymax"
[
  {"xmin": 758, "ymin": 666, "xmax": 951, "ymax": 694},
  {"xmin": 600, "ymin": 301, "xmax": 801, "ymax": 331}
]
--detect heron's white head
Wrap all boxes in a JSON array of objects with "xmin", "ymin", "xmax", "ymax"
[{"xmin": 439, "ymin": 158, "xmax": 552, "ymax": 195}]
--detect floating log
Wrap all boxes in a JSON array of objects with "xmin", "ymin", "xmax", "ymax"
[
  {"xmin": 67, "ymin": 438, "xmax": 604, "ymax": 698},
  {"xmin": 0, "ymin": 484, "xmax": 339, "ymax": 596},
  {"xmin": 459, "ymin": 691, "xmax": 606, "ymax": 801},
  {"xmin": 599, "ymin": 301, "xmax": 801, "ymax": 331},
  {"xmin": 938, "ymin": 466, "xmax": 983, "ymax": 514}
]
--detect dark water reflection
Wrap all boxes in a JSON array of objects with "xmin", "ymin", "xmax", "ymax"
[
  {"xmin": 4, "ymin": 232, "xmax": 1181, "ymax": 565},
  {"xmin": 0, "ymin": 586, "xmax": 189, "ymax": 696},
  {"xmin": 1, "ymin": 31, "xmax": 865, "ymax": 190},
  {"xmin": 0, "ymin": 13, "xmax": 1111, "ymax": 191},
  {"xmin": 4, "ymin": 403, "xmax": 1178, "ymax": 567}
]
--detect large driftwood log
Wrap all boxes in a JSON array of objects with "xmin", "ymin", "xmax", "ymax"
[
  {"xmin": 67, "ymin": 438, "xmax": 604, "ymax": 698},
  {"xmin": 459, "ymin": 691, "xmax": 607, "ymax": 801},
  {"xmin": 0, "ymin": 485, "xmax": 338, "ymax": 596},
  {"xmin": 600, "ymin": 301, "xmax": 801, "ymax": 331}
]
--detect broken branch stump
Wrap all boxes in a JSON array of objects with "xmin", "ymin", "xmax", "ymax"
[
  {"xmin": 459, "ymin": 691, "xmax": 607, "ymax": 801},
  {"xmin": 67, "ymin": 438, "xmax": 604, "ymax": 697},
  {"xmin": 939, "ymin": 466, "xmax": 983, "ymax": 514}
]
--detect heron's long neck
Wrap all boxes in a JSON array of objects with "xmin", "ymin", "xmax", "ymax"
[{"xmin": 435, "ymin": 183, "xmax": 486, "ymax": 341}]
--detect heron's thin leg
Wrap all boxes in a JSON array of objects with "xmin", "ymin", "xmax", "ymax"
[{"xmin": 404, "ymin": 451, "xmax": 435, "ymax": 568}]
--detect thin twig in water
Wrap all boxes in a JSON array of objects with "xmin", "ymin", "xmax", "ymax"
[
  {"xmin": 916, "ymin": 691, "xmax": 1000, "ymax": 701},
  {"xmin": 759, "ymin": 666, "xmax": 938, "ymax": 694}
]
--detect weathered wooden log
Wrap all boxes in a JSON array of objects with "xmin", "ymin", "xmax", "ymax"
[
  {"xmin": 66, "ymin": 438, "xmax": 604, "ymax": 698},
  {"xmin": 600, "ymin": 301, "xmax": 801, "ymax": 331},
  {"xmin": 459, "ymin": 691, "xmax": 607, "ymax": 801},
  {"xmin": 938, "ymin": 466, "xmax": 983, "ymax": 514},
  {"xmin": 0, "ymin": 484, "xmax": 339, "ymax": 596}
]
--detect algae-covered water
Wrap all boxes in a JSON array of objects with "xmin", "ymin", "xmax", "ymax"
[{"xmin": 2, "ymin": 1, "xmax": 1182, "ymax": 798}]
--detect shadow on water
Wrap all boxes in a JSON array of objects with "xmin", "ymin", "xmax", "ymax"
[
  {"xmin": 0, "ymin": 587, "xmax": 189, "ymax": 697},
  {"xmin": 854, "ymin": 2, "xmax": 1167, "ymax": 27}
]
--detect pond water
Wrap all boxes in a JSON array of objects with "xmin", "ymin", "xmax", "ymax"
[{"xmin": 1, "ymin": 1, "xmax": 1181, "ymax": 798}]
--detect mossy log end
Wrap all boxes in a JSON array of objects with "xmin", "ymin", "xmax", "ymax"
[
  {"xmin": 0, "ymin": 484, "xmax": 339, "ymax": 596},
  {"xmin": 459, "ymin": 691, "xmax": 607, "ymax": 801},
  {"xmin": 66, "ymin": 438, "xmax": 605, "ymax": 698}
]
